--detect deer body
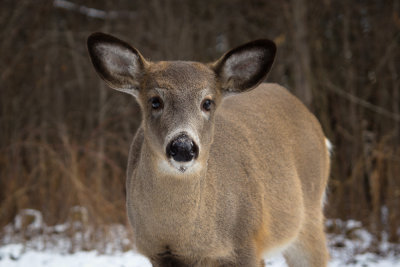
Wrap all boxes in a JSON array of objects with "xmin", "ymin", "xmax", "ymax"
[{"xmin": 88, "ymin": 33, "xmax": 330, "ymax": 266}]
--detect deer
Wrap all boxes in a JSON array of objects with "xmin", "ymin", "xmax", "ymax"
[{"xmin": 87, "ymin": 32, "xmax": 331, "ymax": 267}]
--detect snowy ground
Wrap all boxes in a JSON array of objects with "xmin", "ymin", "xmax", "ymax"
[
  {"xmin": 0, "ymin": 243, "xmax": 399, "ymax": 267},
  {"xmin": 1, "ymin": 210, "xmax": 399, "ymax": 266}
]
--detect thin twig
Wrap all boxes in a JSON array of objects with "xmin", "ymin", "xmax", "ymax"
[
  {"xmin": 325, "ymin": 81, "xmax": 400, "ymax": 122},
  {"xmin": 53, "ymin": 0, "xmax": 136, "ymax": 20}
]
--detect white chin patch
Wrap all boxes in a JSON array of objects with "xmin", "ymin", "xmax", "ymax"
[
  {"xmin": 171, "ymin": 159, "xmax": 194, "ymax": 173},
  {"xmin": 157, "ymin": 158, "xmax": 201, "ymax": 175}
]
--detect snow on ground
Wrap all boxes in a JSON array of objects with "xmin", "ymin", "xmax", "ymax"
[
  {"xmin": 0, "ymin": 244, "xmax": 150, "ymax": 267},
  {"xmin": 0, "ymin": 243, "xmax": 399, "ymax": 267},
  {"xmin": 1, "ymin": 211, "xmax": 399, "ymax": 267}
]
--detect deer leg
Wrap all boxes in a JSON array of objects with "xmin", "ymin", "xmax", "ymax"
[{"xmin": 283, "ymin": 214, "xmax": 329, "ymax": 267}]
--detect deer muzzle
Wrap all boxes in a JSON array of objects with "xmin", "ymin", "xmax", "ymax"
[{"xmin": 166, "ymin": 133, "xmax": 199, "ymax": 162}]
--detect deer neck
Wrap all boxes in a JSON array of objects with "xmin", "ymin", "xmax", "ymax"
[{"xmin": 135, "ymin": 138, "xmax": 208, "ymax": 217}]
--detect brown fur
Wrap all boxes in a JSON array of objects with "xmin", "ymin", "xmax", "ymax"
[{"xmin": 87, "ymin": 33, "xmax": 330, "ymax": 266}]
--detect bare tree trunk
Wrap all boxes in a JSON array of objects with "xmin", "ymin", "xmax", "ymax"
[
  {"xmin": 291, "ymin": 0, "xmax": 313, "ymax": 108},
  {"xmin": 388, "ymin": 56, "xmax": 399, "ymax": 243}
]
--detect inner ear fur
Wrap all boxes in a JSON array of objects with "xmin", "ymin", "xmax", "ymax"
[
  {"xmin": 87, "ymin": 32, "xmax": 148, "ymax": 96},
  {"xmin": 212, "ymin": 39, "xmax": 276, "ymax": 94}
]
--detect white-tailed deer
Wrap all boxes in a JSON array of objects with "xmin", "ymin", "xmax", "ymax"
[{"xmin": 87, "ymin": 32, "xmax": 330, "ymax": 267}]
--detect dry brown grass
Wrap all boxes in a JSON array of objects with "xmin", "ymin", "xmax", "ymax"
[{"xmin": 0, "ymin": 126, "xmax": 128, "ymax": 226}]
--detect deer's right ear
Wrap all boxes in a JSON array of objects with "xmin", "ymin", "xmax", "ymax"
[{"xmin": 87, "ymin": 32, "xmax": 147, "ymax": 96}]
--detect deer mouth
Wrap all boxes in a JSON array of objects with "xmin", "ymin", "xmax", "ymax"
[
  {"xmin": 169, "ymin": 158, "xmax": 195, "ymax": 173},
  {"xmin": 157, "ymin": 156, "xmax": 202, "ymax": 175}
]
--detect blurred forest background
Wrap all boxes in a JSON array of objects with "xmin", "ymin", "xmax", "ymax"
[{"xmin": 1, "ymin": 0, "xmax": 399, "ymax": 251}]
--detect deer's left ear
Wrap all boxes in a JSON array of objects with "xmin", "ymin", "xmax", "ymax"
[{"xmin": 211, "ymin": 39, "xmax": 276, "ymax": 95}]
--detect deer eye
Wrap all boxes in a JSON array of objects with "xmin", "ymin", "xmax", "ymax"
[
  {"xmin": 201, "ymin": 99, "xmax": 213, "ymax": 112},
  {"xmin": 149, "ymin": 96, "xmax": 163, "ymax": 110}
]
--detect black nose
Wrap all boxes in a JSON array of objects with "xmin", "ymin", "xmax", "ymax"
[{"xmin": 166, "ymin": 134, "xmax": 199, "ymax": 162}]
